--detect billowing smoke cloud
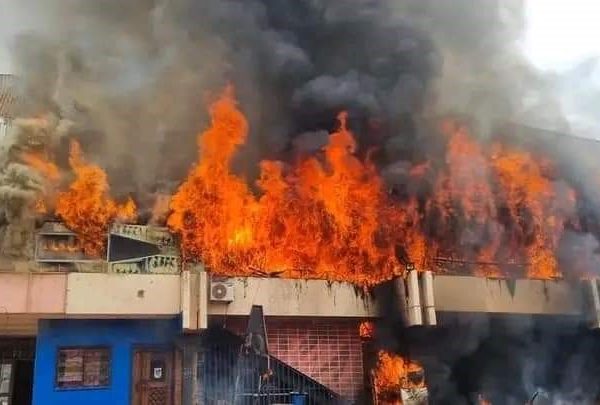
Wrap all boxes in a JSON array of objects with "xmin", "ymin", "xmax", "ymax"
[
  {"xmin": 3, "ymin": 1, "xmax": 599, "ymax": 270},
  {"xmin": 3, "ymin": 1, "xmax": 598, "ymax": 272},
  {"xmin": 3, "ymin": 0, "xmax": 535, "ymax": 187},
  {"xmin": 4, "ymin": 1, "xmax": 600, "ymax": 401},
  {"xmin": 375, "ymin": 314, "xmax": 600, "ymax": 404}
]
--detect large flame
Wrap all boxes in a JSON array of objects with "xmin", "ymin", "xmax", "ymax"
[
  {"xmin": 55, "ymin": 140, "xmax": 137, "ymax": 256},
  {"xmin": 168, "ymin": 87, "xmax": 577, "ymax": 283},
  {"xmin": 490, "ymin": 144, "xmax": 574, "ymax": 278},
  {"xmin": 168, "ymin": 87, "xmax": 415, "ymax": 285},
  {"xmin": 372, "ymin": 351, "xmax": 425, "ymax": 404},
  {"xmin": 19, "ymin": 84, "xmax": 582, "ymax": 282},
  {"xmin": 20, "ymin": 151, "xmax": 61, "ymax": 215}
]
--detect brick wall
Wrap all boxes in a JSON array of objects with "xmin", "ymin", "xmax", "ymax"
[{"xmin": 220, "ymin": 316, "xmax": 365, "ymax": 401}]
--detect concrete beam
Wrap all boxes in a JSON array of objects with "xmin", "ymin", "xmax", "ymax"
[
  {"xmin": 65, "ymin": 273, "xmax": 181, "ymax": 316},
  {"xmin": 432, "ymin": 276, "xmax": 583, "ymax": 315},
  {"xmin": 0, "ymin": 272, "xmax": 66, "ymax": 314},
  {"xmin": 181, "ymin": 271, "xmax": 199, "ymax": 331},
  {"xmin": 208, "ymin": 277, "xmax": 377, "ymax": 317}
]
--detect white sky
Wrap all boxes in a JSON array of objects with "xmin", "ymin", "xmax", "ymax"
[
  {"xmin": 0, "ymin": 1, "xmax": 51, "ymax": 74},
  {"xmin": 524, "ymin": 0, "xmax": 600, "ymax": 72}
]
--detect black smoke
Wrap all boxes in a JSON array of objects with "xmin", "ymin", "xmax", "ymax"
[
  {"xmin": 5, "ymin": 0, "xmax": 532, "ymax": 195},
  {"xmin": 371, "ymin": 313, "xmax": 600, "ymax": 404},
  {"xmin": 6, "ymin": 1, "xmax": 600, "ymax": 401}
]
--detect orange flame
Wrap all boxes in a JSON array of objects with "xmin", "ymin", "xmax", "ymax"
[
  {"xmin": 372, "ymin": 351, "xmax": 425, "ymax": 404},
  {"xmin": 55, "ymin": 140, "xmax": 137, "ymax": 256},
  {"xmin": 34, "ymin": 198, "xmax": 47, "ymax": 215},
  {"xmin": 168, "ymin": 87, "xmax": 415, "ymax": 285},
  {"xmin": 41, "ymin": 237, "xmax": 81, "ymax": 253},
  {"xmin": 21, "ymin": 151, "xmax": 61, "ymax": 217},
  {"xmin": 20, "ymin": 152, "xmax": 60, "ymax": 181},
  {"xmin": 167, "ymin": 87, "xmax": 579, "ymax": 282},
  {"xmin": 478, "ymin": 394, "xmax": 493, "ymax": 405},
  {"xmin": 491, "ymin": 143, "xmax": 573, "ymax": 278},
  {"xmin": 16, "ymin": 84, "xmax": 580, "ymax": 281},
  {"xmin": 359, "ymin": 321, "xmax": 375, "ymax": 339},
  {"xmin": 432, "ymin": 121, "xmax": 501, "ymax": 276}
]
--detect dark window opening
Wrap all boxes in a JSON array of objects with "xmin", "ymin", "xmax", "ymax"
[{"xmin": 55, "ymin": 347, "xmax": 110, "ymax": 389}]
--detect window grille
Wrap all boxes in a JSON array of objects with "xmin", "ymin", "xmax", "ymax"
[{"xmin": 56, "ymin": 347, "xmax": 110, "ymax": 389}]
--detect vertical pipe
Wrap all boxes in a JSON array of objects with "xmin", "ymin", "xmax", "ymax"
[
  {"xmin": 393, "ymin": 276, "xmax": 409, "ymax": 326},
  {"xmin": 198, "ymin": 271, "xmax": 208, "ymax": 330},
  {"xmin": 420, "ymin": 271, "xmax": 437, "ymax": 326},
  {"xmin": 406, "ymin": 270, "xmax": 423, "ymax": 326},
  {"xmin": 106, "ymin": 228, "xmax": 111, "ymax": 263},
  {"xmin": 584, "ymin": 278, "xmax": 600, "ymax": 329}
]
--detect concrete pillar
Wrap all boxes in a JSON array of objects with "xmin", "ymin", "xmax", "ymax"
[
  {"xmin": 583, "ymin": 278, "xmax": 600, "ymax": 329},
  {"xmin": 198, "ymin": 271, "xmax": 208, "ymax": 330},
  {"xmin": 393, "ymin": 276, "xmax": 409, "ymax": 325},
  {"xmin": 181, "ymin": 271, "xmax": 199, "ymax": 331},
  {"xmin": 406, "ymin": 270, "xmax": 423, "ymax": 326},
  {"xmin": 420, "ymin": 271, "xmax": 437, "ymax": 326}
]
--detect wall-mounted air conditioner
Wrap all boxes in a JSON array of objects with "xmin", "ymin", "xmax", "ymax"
[{"xmin": 209, "ymin": 279, "xmax": 234, "ymax": 302}]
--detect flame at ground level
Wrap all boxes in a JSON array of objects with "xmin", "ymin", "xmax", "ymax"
[{"xmin": 372, "ymin": 351, "xmax": 425, "ymax": 404}]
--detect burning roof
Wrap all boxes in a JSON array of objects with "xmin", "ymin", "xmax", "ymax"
[
  {"xmin": 6, "ymin": 85, "xmax": 600, "ymax": 286},
  {"xmin": 1, "ymin": 1, "xmax": 600, "ymax": 288}
]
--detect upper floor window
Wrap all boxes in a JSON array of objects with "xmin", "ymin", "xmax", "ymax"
[{"xmin": 56, "ymin": 347, "xmax": 110, "ymax": 389}]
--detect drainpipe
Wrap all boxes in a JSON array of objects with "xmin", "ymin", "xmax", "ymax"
[
  {"xmin": 393, "ymin": 276, "xmax": 409, "ymax": 325},
  {"xmin": 406, "ymin": 270, "xmax": 423, "ymax": 326},
  {"xmin": 583, "ymin": 278, "xmax": 600, "ymax": 329},
  {"xmin": 420, "ymin": 271, "xmax": 437, "ymax": 326}
]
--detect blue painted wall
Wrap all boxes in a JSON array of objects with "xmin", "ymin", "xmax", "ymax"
[{"xmin": 32, "ymin": 318, "xmax": 180, "ymax": 405}]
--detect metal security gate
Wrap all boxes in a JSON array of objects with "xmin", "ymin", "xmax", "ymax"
[
  {"xmin": 200, "ymin": 328, "xmax": 345, "ymax": 405},
  {"xmin": 0, "ymin": 339, "xmax": 35, "ymax": 405}
]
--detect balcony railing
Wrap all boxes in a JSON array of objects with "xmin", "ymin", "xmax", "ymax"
[
  {"xmin": 110, "ymin": 224, "xmax": 176, "ymax": 249},
  {"xmin": 109, "ymin": 254, "xmax": 180, "ymax": 274}
]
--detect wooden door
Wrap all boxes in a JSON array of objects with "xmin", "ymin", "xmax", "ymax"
[{"xmin": 132, "ymin": 350, "xmax": 174, "ymax": 405}]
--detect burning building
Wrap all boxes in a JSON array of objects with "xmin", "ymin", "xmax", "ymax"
[
  {"xmin": 2, "ymin": 86, "xmax": 600, "ymax": 404},
  {"xmin": 2, "ymin": 0, "xmax": 600, "ymax": 404}
]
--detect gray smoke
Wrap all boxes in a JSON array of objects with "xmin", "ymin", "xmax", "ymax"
[
  {"xmin": 395, "ymin": 314, "xmax": 600, "ymax": 404},
  {"xmin": 0, "ymin": 114, "xmax": 72, "ymax": 257},
  {"xmin": 5, "ymin": 1, "xmax": 600, "ymax": 401},
  {"xmin": 2, "ymin": 0, "xmax": 535, "ymax": 191}
]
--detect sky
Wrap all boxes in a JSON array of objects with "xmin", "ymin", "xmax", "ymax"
[
  {"xmin": 0, "ymin": 0, "xmax": 51, "ymax": 73},
  {"xmin": 524, "ymin": 0, "xmax": 600, "ymax": 72}
]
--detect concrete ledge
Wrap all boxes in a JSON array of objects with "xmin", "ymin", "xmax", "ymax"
[
  {"xmin": 0, "ymin": 272, "xmax": 66, "ymax": 314},
  {"xmin": 0, "ymin": 270, "xmax": 587, "ymax": 331},
  {"xmin": 65, "ymin": 273, "xmax": 181, "ymax": 316},
  {"xmin": 208, "ymin": 277, "xmax": 376, "ymax": 317},
  {"xmin": 433, "ymin": 276, "xmax": 583, "ymax": 315}
]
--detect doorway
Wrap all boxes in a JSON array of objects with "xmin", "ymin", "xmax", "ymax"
[
  {"xmin": 0, "ymin": 338, "xmax": 35, "ymax": 405},
  {"xmin": 132, "ymin": 349, "xmax": 177, "ymax": 405}
]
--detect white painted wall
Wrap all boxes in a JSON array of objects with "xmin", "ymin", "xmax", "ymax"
[
  {"xmin": 208, "ymin": 277, "xmax": 376, "ymax": 317},
  {"xmin": 65, "ymin": 273, "xmax": 181, "ymax": 316}
]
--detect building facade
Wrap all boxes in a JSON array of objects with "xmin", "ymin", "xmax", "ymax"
[
  {"xmin": 33, "ymin": 319, "xmax": 181, "ymax": 405},
  {"xmin": 0, "ymin": 221, "xmax": 599, "ymax": 405}
]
